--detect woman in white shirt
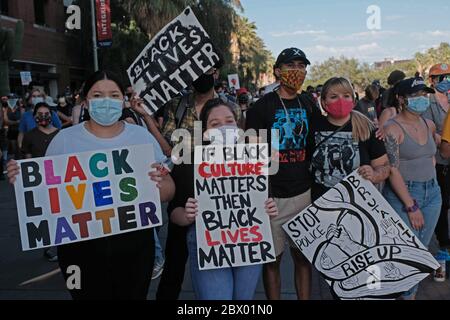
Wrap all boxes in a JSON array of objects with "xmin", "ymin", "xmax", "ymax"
[{"xmin": 7, "ymin": 70, "xmax": 175, "ymax": 300}]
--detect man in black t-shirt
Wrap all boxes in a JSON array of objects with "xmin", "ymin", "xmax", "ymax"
[{"xmin": 246, "ymin": 48, "xmax": 318, "ymax": 300}]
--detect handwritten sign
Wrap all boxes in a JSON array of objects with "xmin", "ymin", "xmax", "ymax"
[
  {"xmin": 14, "ymin": 144, "xmax": 162, "ymax": 251},
  {"xmin": 227, "ymin": 74, "xmax": 240, "ymax": 90},
  {"xmin": 194, "ymin": 143, "xmax": 275, "ymax": 270},
  {"xmin": 283, "ymin": 171, "xmax": 439, "ymax": 299},
  {"xmin": 127, "ymin": 7, "xmax": 220, "ymax": 115},
  {"xmin": 20, "ymin": 72, "xmax": 32, "ymax": 86}
]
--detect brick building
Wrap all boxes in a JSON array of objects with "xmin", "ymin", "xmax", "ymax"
[{"xmin": 0, "ymin": 0, "xmax": 90, "ymax": 97}]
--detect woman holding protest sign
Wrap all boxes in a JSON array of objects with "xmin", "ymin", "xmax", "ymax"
[
  {"xmin": 310, "ymin": 77, "xmax": 390, "ymax": 201},
  {"xmin": 169, "ymin": 98, "xmax": 278, "ymax": 300},
  {"xmin": 382, "ymin": 77, "xmax": 441, "ymax": 300},
  {"xmin": 7, "ymin": 70, "xmax": 175, "ymax": 300}
]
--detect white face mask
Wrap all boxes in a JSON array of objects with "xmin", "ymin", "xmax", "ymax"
[{"xmin": 205, "ymin": 124, "xmax": 240, "ymax": 145}]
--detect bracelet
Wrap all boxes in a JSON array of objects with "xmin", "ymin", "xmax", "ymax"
[{"xmin": 403, "ymin": 199, "xmax": 419, "ymax": 213}]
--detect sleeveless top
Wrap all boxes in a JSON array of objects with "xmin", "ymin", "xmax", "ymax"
[{"xmin": 389, "ymin": 118, "xmax": 436, "ymax": 182}]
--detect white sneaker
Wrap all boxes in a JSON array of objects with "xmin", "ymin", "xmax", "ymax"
[{"xmin": 152, "ymin": 259, "xmax": 165, "ymax": 280}]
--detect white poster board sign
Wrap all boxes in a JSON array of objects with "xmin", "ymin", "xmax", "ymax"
[
  {"xmin": 283, "ymin": 171, "xmax": 439, "ymax": 299},
  {"xmin": 14, "ymin": 144, "xmax": 162, "ymax": 251},
  {"xmin": 194, "ymin": 143, "xmax": 276, "ymax": 270}
]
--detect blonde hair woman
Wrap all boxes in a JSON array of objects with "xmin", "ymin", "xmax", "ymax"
[{"xmin": 310, "ymin": 77, "xmax": 390, "ymax": 201}]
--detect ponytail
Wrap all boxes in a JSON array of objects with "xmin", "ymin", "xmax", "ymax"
[{"xmin": 351, "ymin": 110, "xmax": 374, "ymax": 142}]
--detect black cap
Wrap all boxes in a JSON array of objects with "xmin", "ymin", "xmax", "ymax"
[
  {"xmin": 387, "ymin": 70, "xmax": 406, "ymax": 86},
  {"xmin": 275, "ymin": 48, "xmax": 311, "ymax": 68},
  {"xmin": 395, "ymin": 77, "xmax": 435, "ymax": 96}
]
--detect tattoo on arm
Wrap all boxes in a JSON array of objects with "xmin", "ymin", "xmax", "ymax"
[{"xmin": 385, "ymin": 134, "xmax": 400, "ymax": 168}]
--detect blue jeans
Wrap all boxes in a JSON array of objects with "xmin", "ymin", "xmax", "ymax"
[
  {"xmin": 187, "ymin": 226, "xmax": 262, "ymax": 300},
  {"xmin": 383, "ymin": 178, "xmax": 442, "ymax": 299},
  {"xmin": 154, "ymin": 228, "xmax": 164, "ymax": 266}
]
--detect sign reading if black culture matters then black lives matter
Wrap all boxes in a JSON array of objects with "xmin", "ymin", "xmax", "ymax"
[
  {"xmin": 194, "ymin": 143, "xmax": 276, "ymax": 270},
  {"xmin": 127, "ymin": 7, "xmax": 220, "ymax": 115},
  {"xmin": 13, "ymin": 145, "xmax": 162, "ymax": 251},
  {"xmin": 283, "ymin": 171, "xmax": 439, "ymax": 300}
]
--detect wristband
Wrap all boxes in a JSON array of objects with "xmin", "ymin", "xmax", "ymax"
[{"xmin": 403, "ymin": 199, "xmax": 419, "ymax": 213}]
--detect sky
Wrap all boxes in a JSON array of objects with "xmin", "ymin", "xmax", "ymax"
[{"xmin": 240, "ymin": 0, "xmax": 450, "ymax": 66}]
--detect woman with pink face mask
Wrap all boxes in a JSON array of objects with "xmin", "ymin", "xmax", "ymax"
[{"xmin": 310, "ymin": 77, "xmax": 390, "ymax": 201}]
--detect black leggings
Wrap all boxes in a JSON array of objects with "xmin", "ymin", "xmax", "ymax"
[{"xmin": 156, "ymin": 221, "xmax": 189, "ymax": 300}]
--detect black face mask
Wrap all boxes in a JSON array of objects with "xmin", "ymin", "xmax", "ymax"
[
  {"xmin": 193, "ymin": 74, "xmax": 215, "ymax": 94},
  {"xmin": 35, "ymin": 114, "xmax": 52, "ymax": 128}
]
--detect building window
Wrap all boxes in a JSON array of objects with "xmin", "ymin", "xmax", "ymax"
[
  {"xmin": 0, "ymin": 0, "xmax": 9, "ymax": 15},
  {"xmin": 34, "ymin": 0, "xmax": 46, "ymax": 26}
]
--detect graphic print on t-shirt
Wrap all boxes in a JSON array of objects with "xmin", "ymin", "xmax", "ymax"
[
  {"xmin": 272, "ymin": 108, "xmax": 308, "ymax": 163},
  {"xmin": 313, "ymin": 131, "xmax": 360, "ymax": 188}
]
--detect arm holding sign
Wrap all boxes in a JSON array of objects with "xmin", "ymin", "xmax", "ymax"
[
  {"xmin": 6, "ymin": 159, "xmax": 19, "ymax": 184},
  {"xmin": 384, "ymin": 126, "xmax": 424, "ymax": 230},
  {"xmin": 131, "ymin": 97, "xmax": 173, "ymax": 157},
  {"xmin": 358, "ymin": 156, "xmax": 390, "ymax": 184},
  {"xmin": 170, "ymin": 198, "xmax": 198, "ymax": 227},
  {"xmin": 149, "ymin": 163, "xmax": 175, "ymax": 202}
]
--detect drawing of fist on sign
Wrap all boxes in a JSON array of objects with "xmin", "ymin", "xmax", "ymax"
[{"xmin": 283, "ymin": 171, "xmax": 439, "ymax": 300}]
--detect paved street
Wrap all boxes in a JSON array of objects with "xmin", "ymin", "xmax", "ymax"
[{"xmin": 1, "ymin": 180, "xmax": 449, "ymax": 300}]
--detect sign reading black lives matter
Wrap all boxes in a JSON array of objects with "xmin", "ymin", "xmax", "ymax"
[
  {"xmin": 283, "ymin": 171, "xmax": 439, "ymax": 299},
  {"xmin": 194, "ymin": 143, "xmax": 276, "ymax": 270},
  {"xmin": 127, "ymin": 7, "xmax": 220, "ymax": 115}
]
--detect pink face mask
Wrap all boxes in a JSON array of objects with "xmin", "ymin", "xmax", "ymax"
[{"xmin": 325, "ymin": 98, "xmax": 354, "ymax": 119}]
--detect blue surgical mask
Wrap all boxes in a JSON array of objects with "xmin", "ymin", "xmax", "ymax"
[
  {"xmin": 31, "ymin": 97, "xmax": 44, "ymax": 106},
  {"xmin": 88, "ymin": 98, "xmax": 123, "ymax": 126},
  {"xmin": 435, "ymin": 79, "xmax": 450, "ymax": 94},
  {"xmin": 7, "ymin": 99, "xmax": 18, "ymax": 109},
  {"xmin": 407, "ymin": 96, "xmax": 430, "ymax": 115}
]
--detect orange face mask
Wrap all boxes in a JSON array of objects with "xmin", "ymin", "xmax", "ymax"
[{"xmin": 280, "ymin": 69, "xmax": 306, "ymax": 92}]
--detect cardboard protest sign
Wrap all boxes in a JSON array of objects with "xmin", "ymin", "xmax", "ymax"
[
  {"xmin": 127, "ymin": 7, "xmax": 220, "ymax": 115},
  {"xmin": 227, "ymin": 74, "xmax": 240, "ymax": 90},
  {"xmin": 283, "ymin": 171, "xmax": 439, "ymax": 299},
  {"xmin": 14, "ymin": 144, "xmax": 162, "ymax": 251},
  {"xmin": 194, "ymin": 143, "xmax": 275, "ymax": 270},
  {"xmin": 20, "ymin": 72, "xmax": 32, "ymax": 86}
]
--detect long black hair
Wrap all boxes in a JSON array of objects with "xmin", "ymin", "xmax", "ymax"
[
  {"xmin": 82, "ymin": 70, "xmax": 125, "ymax": 99},
  {"xmin": 33, "ymin": 102, "xmax": 51, "ymax": 116}
]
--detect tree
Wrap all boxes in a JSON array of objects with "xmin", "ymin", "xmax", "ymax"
[
  {"xmin": 415, "ymin": 42, "xmax": 450, "ymax": 77},
  {"xmin": 233, "ymin": 16, "xmax": 274, "ymax": 90},
  {"xmin": 118, "ymin": 0, "xmax": 196, "ymax": 37},
  {"xmin": 98, "ymin": 0, "xmax": 272, "ymax": 90},
  {"xmin": 98, "ymin": 20, "xmax": 149, "ymax": 83}
]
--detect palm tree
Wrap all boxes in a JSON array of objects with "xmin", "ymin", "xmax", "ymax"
[{"xmin": 118, "ymin": 0, "xmax": 196, "ymax": 37}]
